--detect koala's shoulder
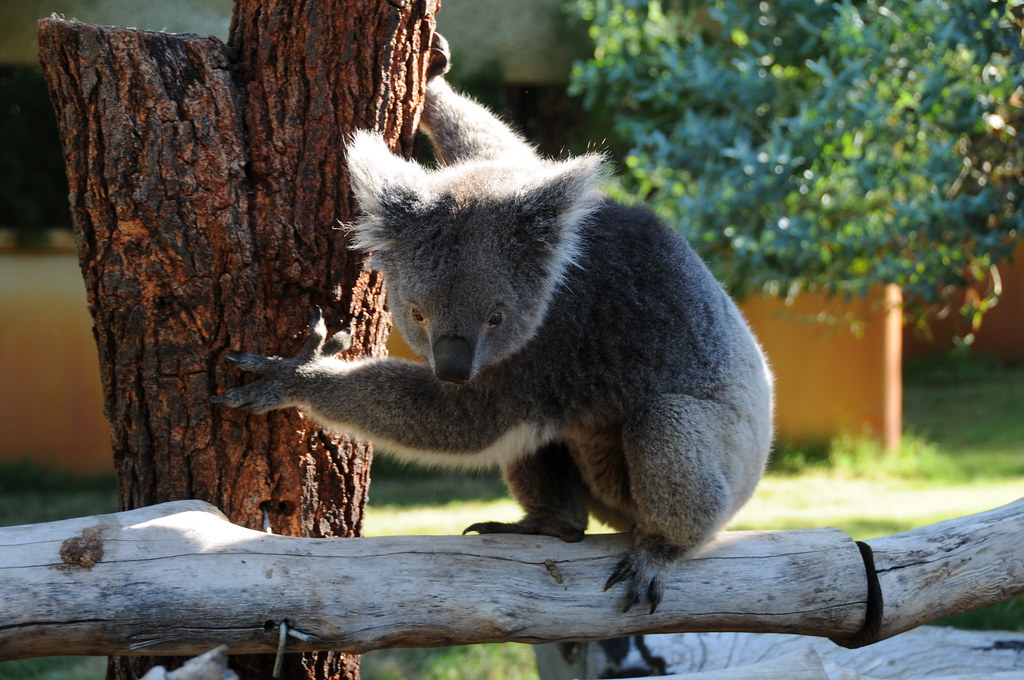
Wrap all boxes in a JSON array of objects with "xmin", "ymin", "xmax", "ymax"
[{"xmin": 576, "ymin": 199, "xmax": 697, "ymax": 269}]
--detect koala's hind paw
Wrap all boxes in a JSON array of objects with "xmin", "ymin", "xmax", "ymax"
[
  {"xmin": 604, "ymin": 536, "xmax": 683, "ymax": 614},
  {"xmin": 463, "ymin": 517, "xmax": 585, "ymax": 543}
]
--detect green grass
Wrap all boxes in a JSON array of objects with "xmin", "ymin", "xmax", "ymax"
[
  {"xmin": 360, "ymin": 644, "xmax": 536, "ymax": 680},
  {"xmin": 1, "ymin": 353, "xmax": 1021, "ymax": 679},
  {"xmin": 0, "ymin": 658, "xmax": 106, "ymax": 680},
  {"xmin": 902, "ymin": 355, "xmax": 1024, "ymax": 480},
  {"xmin": 0, "ymin": 460, "xmax": 118, "ymax": 528}
]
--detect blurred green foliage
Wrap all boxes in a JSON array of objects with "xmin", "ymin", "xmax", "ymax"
[{"xmin": 570, "ymin": 0, "xmax": 1024, "ymax": 323}]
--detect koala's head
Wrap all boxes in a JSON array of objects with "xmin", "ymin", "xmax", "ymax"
[{"xmin": 345, "ymin": 131, "xmax": 605, "ymax": 383}]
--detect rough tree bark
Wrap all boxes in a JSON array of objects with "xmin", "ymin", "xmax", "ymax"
[{"xmin": 37, "ymin": 1, "xmax": 439, "ymax": 678}]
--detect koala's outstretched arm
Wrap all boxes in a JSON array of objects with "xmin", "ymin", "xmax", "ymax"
[
  {"xmin": 421, "ymin": 81, "xmax": 537, "ymax": 165},
  {"xmin": 213, "ymin": 310, "xmax": 531, "ymax": 461}
]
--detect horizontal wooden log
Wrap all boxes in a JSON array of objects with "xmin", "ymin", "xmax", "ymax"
[
  {"xmin": 0, "ymin": 500, "xmax": 867, "ymax": 660},
  {"xmin": 863, "ymin": 496, "xmax": 1024, "ymax": 643},
  {"xmin": 1, "ymin": 498, "xmax": 1021, "ymax": 661}
]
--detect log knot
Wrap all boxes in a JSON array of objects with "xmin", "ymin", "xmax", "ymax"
[
  {"xmin": 544, "ymin": 559, "xmax": 565, "ymax": 585},
  {"xmin": 58, "ymin": 525, "xmax": 105, "ymax": 571}
]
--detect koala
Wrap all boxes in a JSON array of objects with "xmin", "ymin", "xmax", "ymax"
[{"xmin": 214, "ymin": 61, "xmax": 774, "ymax": 614}]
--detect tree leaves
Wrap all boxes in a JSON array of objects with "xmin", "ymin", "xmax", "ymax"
[{"xmin": 571, "ymin": 0, "xmax": 1024, "ymax": 322}]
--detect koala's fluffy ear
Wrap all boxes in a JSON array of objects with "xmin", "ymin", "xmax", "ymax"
[
  {"xmin": 518, "ymin": 154, "xmax": 607, "ymax": 267},
  {"xmin": 345, "ymin": 130, "xmax": 427, "ymax": 252}
]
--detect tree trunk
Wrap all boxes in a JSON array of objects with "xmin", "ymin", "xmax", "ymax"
[{"xmin": 36, "ymin": 1, "xmax": 439, "ymax": 677}]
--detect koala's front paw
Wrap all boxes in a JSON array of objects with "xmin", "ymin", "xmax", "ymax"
[
  {"xmin": 213, "ymin": 307, "xmax": 352, "ymax": 414},
  {"xmin": 211, "ymin": 357, "xmax": 288, "ymax": 414},
  {"xmin": 604, "ymin": 535, "xmax": 682, "ymax": 614}
]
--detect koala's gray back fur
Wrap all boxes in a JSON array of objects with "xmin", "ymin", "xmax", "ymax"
[{"xmin": 512, "ymin": 197, "xmax": 741, "ymax": 411}]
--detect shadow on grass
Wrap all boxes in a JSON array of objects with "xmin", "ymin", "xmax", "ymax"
[
  {"xmin": 936, "ymin": 596, "xmax": 1024, "ymax": 632},
  {"xmin": 366, "ymin": 457, "xmax": 509, "ymax": 507},
  {"xmin": 0, "ymin": 656, "xmax": 105, "ymax": 680},
  {"xmin": 0, "ymin": 460, "xmax": 118, "ymax": 528},
  {"xmin": 0, "ymin": 459, "xmax": 114, "ymax": 495}
]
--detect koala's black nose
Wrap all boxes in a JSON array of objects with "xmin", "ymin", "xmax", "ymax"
[{"xmin": 432, "ymin": 336, "xmax": 474, "ymax": 383}]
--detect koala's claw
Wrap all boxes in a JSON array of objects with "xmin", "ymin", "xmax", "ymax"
[
  {"xmin": 604, "ymin": 539, "xmax": 681, "ymax": 614},
  {"xmin": 463, "ymin": 517, "xmax": 585, "ymax": 543},
  {"xmin": 297, "ymin": 307, "xmax": 352, "ymax": 359},
  {"xmin": 323, "ymin": 330, "xmax": 353, "ymax": 356},
  {"xmin": 211, "ymin": 379, "xmax": 284, "ymax": 414},
  {"xmin": 298, "ymin": 307, "xmax": 329, "ymax": 361},
  {"xmin": 604, "ymin": 555, "xmax": 664, "ymax": 614},
  {"xmin": 222, "ymin": 351, "xmax": 279, "ymax": 374}
]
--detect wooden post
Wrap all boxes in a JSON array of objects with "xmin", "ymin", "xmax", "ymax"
[
  {"xmin": 36, "ymin": 2, "xmax": 439, "ymax": 677},
  {"xmin": 138, "ymin": 647, "xmax": 236, "ymax": 680}
]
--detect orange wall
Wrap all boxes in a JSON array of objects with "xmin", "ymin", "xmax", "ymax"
[
  {"xmin": 739, "ymin": 286, "xmax": 902, "ymax": 449},
  {"xmin": 0, "ymin": 251, "xmax": 112, "ymax": 473},
  {"xmin": 904, "ymin": 241, "xmax": 1024, "ymax": 361}
]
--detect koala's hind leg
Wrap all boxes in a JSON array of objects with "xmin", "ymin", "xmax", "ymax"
[
  {"xmin": 607, "ymin": 395, "xmax": 743, "ymax": 613},
  {"xmin": 464, "ymin": 442, "xmax": 588, "ymax": 543}
]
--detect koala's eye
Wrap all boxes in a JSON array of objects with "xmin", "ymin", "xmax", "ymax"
[
  {"xmin": 411, "ymin": 306, "xmax": 427, "ymax": 325},
  {"xmin": 486, "ymin": 310, "xmax": 504, "ymax": 328}
]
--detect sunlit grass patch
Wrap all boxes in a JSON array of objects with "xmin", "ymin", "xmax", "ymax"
[
  {"xmin": 363, "ymin": 498, "xmax": 519, "ymax": 537},
  {"xmin": 732, "ymin": 473, "xmax": 1023, "ymax": 539},
  {"xmin": 361, "ymin": 643, "xmax": 537, "ymax": 680}
]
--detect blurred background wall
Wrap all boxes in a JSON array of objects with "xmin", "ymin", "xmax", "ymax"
[{"xmin": 2, "ymin": 0, "xmax": 1021, "ymax": 473}]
